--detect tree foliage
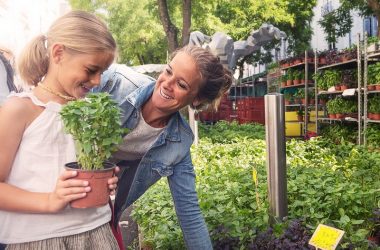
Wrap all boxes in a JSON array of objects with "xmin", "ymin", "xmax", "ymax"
[
  {"xmin": 319, "ymin": 0, "xmax": 380, "ymax": 45},
  {"xmin": 69, "ymin": 0, "xmax": 316, "ymax": 66}
]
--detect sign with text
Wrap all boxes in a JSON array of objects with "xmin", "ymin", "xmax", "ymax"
[{"xmin": 309, "ymin": 224, "xmax": 345, "ymax": 250}]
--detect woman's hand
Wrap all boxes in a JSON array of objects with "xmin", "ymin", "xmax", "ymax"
[
  {"xmin": 47, "ymin": 170, "xmax": 90, "ymax": 213},
  {"xmin": 108, "ymin": 166, "xmax": 120, "ymax": 195}
]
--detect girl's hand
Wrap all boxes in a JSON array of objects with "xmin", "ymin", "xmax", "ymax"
[
  {"xmin": 108, "ymin": 166, "xmax": 120, "ymax": 195},
  {"xmin": 47, "ymin": 170, "xmax": 90, "ymax": 213}
]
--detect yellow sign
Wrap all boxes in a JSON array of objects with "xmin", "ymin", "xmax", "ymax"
[{"xmin": 309, "ymin": 224, "xmax": 345, "ymax": 250}]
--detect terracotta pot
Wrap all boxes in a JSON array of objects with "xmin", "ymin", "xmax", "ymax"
[
  {"xmin": 285, "ymin": 100, "xmax": 290, "ymax": 105},
  {"xmin": 329, "ymin": 113, "xmax": 336, "ymax": 119},
  {"xmin": 340, "ymin": 84, "xmax": 348, "ymax": 91},
  {"xmin": 368, "ymin": 113, "xmax": 375, "ymax": 119},
  {"xmin": 286, "ymin": 80, "xmax": 292, "ymax": 86},
  {"xmin": 301, "ymin": 99, "xmax": 307, "ymax": 105},
  {"xmin": 281, "ymin": 82, "xmax": 286, "ymax": 87},
  {"xmin": 336, "ymin": 113, "xmax": 345, "ymax": 119},
  {"xmin": 373, "ymin": 113, "xmax": 380, "ymax": 120},
  {"xmin": 297, "ymin": 115, "xmax": 303, "ymax": 122},
  {"xmin": 65, "ymin": 161, "xmax": 115, "ymax": 208},
  {"xmin": 293, "ymin": 79, "xmax": 300, "ymax": 85},
  {"xmin": 335, "ymin": 85, "xmax": 341, "ymax": 91},
  {"xmin": 376, "ymin": 85, "xmax": 380, "ymax": 91},
  {"xmin": 368, "ymin": 85, "xmax": 376, "ymax": 91},
  {"xmin": 368, "ymin": 236, "xmax": 380, "ymax": 245},
  {"xmin": 319, "ymin": 57, "xmax": 327, "ymax": 64}
]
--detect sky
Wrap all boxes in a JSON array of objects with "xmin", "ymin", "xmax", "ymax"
[{"xmin": 0, "ymin": 0, "xmax": 70, "ymax": 58}]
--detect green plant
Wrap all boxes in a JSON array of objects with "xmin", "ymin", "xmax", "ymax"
[
  {"xmin": 296, "ymin": 109, "xmax": 304, "ymax": 116},
  {"xmin": 286, "ymin": 68, "xmax": 294, "ymax": 81},
  {"xmin": 326, "ymin": 97, "xmax": 345, "ymax": 114},
  {"xmin": 323, "ymin": 69, "xmax": 341, "ymax": 88},
  {"xmin": 293, "ymin": 70, "xmax": 302, "ymax": 80},
  {"xmin": 294, "ymin": 88, "xmax": 305, "ymax": 99},
  {"xmin": 368, "ymin": 63, "xmax": 380, "ymax": 85},
  {"xmin": 60, "ymin": 93, "xmax": 125, "ymax": 170},
  {"xmin": 284, "ymin": 92, "xmax": 292, "ymax": 101},
  {"xmin": 369, "ymin": 96, "xmax": 380, "ymax": 113},
  {"xmin": 313, "ymin": 72, "xmax": 328, "ymax": 90}
]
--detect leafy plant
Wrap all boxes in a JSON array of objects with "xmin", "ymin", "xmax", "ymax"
[
  {"xmin": 60, "ymin": 93, "xmax": 125, "ymax": 170},
  {"xmin": 369, "ymin": 96, "xmax": 380, "ymax": 114},
  {"xmin": 323, "ymin": 69, "xmax": 342, "ymax": 88},
  {"xmin": 368, "ymin": 63, "xmax": 380, "ymax": 85}
]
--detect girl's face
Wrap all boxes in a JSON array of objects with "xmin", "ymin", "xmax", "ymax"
[
  {"xmin": 151, "ymin": 52, "xmax": 203, "ymax": 114},
  {"xmin": 53, "ymin": 46, "xmax": 114, "ymax": 99}
]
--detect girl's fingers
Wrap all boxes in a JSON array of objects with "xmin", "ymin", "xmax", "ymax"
[{"xmin": 59, "ymin": 170, "xmax": 78, "ymax": 181}]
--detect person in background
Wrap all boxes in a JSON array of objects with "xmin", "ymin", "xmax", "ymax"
[
  {"xmin": 0, "ymin": 47, "xmax": 18, "ymax": 105},
  {"xmin": 94, "ymin": 45, "xmax": 233, "ymax": 249},
  {"xmin": 0, "ymin": 10, "xmax": 119, "ymax": 250}
]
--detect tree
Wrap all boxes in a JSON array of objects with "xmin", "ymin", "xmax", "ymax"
[
  {"xmin": 319, "ymin": 0, "xmax": 380, "ymax": 45},
  {"xmin": 69, "ymin": 0, "xmax": 316, "ymax": 66},
  {"xmin": 70, "ymin": 0, "xmax": 168, "ymax": 65}
]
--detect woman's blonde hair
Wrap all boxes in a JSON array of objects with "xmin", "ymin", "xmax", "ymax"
[
  {"xmin": 18, "ymin": 10, "xmax": 116, "ymax": 86},
  {"xmin": 172, "ymin": 45, "xmax": 233, "ymax": 111}
]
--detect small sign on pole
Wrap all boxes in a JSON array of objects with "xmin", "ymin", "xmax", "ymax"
[{"xmin": 309, "ymin": 224, "xmax": 345, "ymax": 250}]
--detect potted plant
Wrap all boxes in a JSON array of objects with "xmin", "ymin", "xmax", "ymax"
[
  {"xmin": 368, "ymin": 96, "xmax": 380, "ymax": 120},
  {"xmin": 286, "ymin": 69, "xmax": 294, "ymax": 86},
  {"xmin": 308, "ymin": 89, "xmax": 315, "ymax": 105},
  {"xmin": 281, "ymin": 74, "xmax": 287, "ymax": 88},
  {"xmin": 368, "ymin": 208, "xmax": 380, "ymax": 245},
  {"xmin": 323, "ymin": 69, "xmax": 341, "ymax": 91},
  {"xmin": 60, "ymin": 93, "xmax": 125, "ymax": 208},
  {"xmin": 284, "ymin": 92, "xmax": 292, "ymax": 105},
  {"xmin": 293, "ymin": 70, "xmax": 302, "ymax": 85},
  {"xmin": 295, "ymin": 88, "xmax": 306, "ymax": 105},
  {"xmin": 317, "ymin": 50, "xmax": 328, "ymax": 65},
  {"xmin": 326, "ymin": 98, "xmax": 338, "ymax": 119},
  {"xmin": 368, "ymin": 63, "xmax": 380, "ymax": 90},
  {"xmin": 367, "ymin": 36, "xmax": 380, "ymax": 53},
  {"xmin": 340, "ymin": 69, "xmax": 357, "ymax": 90},
  {"xmin": 296, "ymin": 109, "xmax": 304, "ymax": 122}
]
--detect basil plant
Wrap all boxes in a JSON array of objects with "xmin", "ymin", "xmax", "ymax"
[{"xmin": 60, "ymin": 93, "xmax": 125, "ymax": 170}]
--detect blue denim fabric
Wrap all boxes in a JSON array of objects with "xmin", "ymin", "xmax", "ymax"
[{"xmin": 94, "ymin": 64, "xmax": 212, "ymax": 250}]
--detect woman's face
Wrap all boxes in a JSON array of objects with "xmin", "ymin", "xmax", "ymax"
[
  {"xmin": 151, "ymin": 52, "xmax": 203, "ymax": 114},
  {"xmin": 53, "ymin": 46, "xmax": 114, "ymax": 99}
]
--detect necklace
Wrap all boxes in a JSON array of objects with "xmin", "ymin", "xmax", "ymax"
[{"xmin": 38, "ymin": 83, "xmax": 76, "ymax": 101}]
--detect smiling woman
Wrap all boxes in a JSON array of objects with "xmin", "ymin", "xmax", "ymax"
[{"xmin": 94, "ymin": 45, "xmax": 233, "ymax": 250}]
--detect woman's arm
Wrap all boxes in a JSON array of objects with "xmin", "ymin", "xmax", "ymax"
[
  {"xmin": 0, "ymin": 98, "xmax": 90, "ymax": 213},
  {"xmin": 167, "ymin": 152, "xmax": 213, "ymax": 250}
]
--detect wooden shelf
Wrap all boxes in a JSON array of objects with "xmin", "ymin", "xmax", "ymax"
[{"xmin": 317, "ymin": 59, "xmax": 357, "ymax": 70}]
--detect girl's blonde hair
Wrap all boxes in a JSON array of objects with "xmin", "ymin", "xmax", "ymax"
[{"xmin": 18, "ymin": 10, "xmax": 116, "ymax": 86}]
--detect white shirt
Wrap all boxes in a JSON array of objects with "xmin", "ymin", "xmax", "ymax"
[{"xmin": 112, "ymin": 110, "xmax": 164, "ymax": 161}]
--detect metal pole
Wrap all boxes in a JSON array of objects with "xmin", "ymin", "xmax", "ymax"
[
  {"xmin": 188, "ymin": 106, "xmax": 198, "ymax": 145},
  {"xmin": 357, "ymin": 33, "xmax": 362, "ymax": 145},
  {"xmin": 265, "ymin": 93, "xmax": 287, "ymax": 222}
]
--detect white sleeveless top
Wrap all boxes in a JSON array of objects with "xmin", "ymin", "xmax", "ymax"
[{"xmin": 0, "ymin": 92, "xmax": 111, "ymax": 244}]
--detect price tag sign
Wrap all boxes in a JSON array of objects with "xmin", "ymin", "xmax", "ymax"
[{"xmin": 309, "ymin": 224, "xmax": 345, "ymax": 250}]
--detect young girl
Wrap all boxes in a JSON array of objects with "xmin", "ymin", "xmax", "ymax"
[{"xmin": 0, "ymin": 11, "xmax": 119, "ymax": 249}]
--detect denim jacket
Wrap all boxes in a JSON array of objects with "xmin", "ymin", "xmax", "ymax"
[{"xmin": 94, "ymin": 64, "xmax": 212, "ymax": 250}]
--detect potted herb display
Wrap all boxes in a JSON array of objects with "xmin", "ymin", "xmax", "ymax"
[
  {"xmin": 323, "ymin": 69, "xmax": 341, "ymax": 91},
  {"xmin": 326, "ymin": 98, "xmax": 338, "ymax": 119},
  {"xmin": 368, "ymin": 63, "xmax": 380, "ymax": 91},
  {"xmin": 368, "ymin": 96, "xmax": 380, "ymax": 120},
  {"xmin": 284, "ymin": 92, "xmax": 292, "ymax": 105},
  {"xmin": 60, "ymin": 93, "xmax": 125, "ymax": 208},
  {"xmin": 296, "ymin": 109, "xmax": 304, "ymax": 122},
  {"xmin": 292, "ymin": 70, "xmax": 302, "ymax": 85},
  {"xmin": 286, "ymin": 69, "xmax": 294, "ymax": 86},
  {"xmin": 367, "ymin": 36, "xmax": 380, "ymax": 53}
]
